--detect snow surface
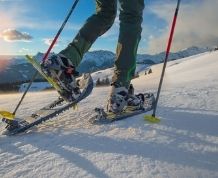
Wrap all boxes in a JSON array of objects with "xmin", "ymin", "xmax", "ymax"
[
  {"xmin": 19, "ymin": 82, "xmax": 52, "ymax": 92},
  {"xmin": 91, "ymin": 64, "xmax": 149, "ymax": 84},
  {"xmin": 0, "ymin": 51, "xmax": 218, "ymax": 178}
]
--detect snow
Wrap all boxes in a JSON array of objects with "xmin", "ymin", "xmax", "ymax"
[
  {"xmin": 91, "ymin": 64, "xmax": 149, "ymax": 83},
  {"xmin": 91, "ymin": 68, "xmax": 114, "ymax": 83},
  {"xmin": 19, "ymin": 82, "xmax": 52, "ymax": 92},
  {"xmin": 0, "ymin": 51, "xmax": 218, "ymax": 178},
  {"xmin": 137, "ymin": 46, "xmax": 210, "ymax": 64},
  {"xmin": 0, "ymin": 46, "xmax": 212, "ymax": 85},
  {"xmin": 83, "ymin": 50, "xmax": 115, "ymax": 67}
]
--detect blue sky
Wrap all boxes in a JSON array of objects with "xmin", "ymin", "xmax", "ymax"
[{"xmin": 0, "ymin": 0, "xmax": 217, "ymax": 55}]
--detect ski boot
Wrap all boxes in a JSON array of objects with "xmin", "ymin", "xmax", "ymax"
[
  {"xmin": 107, "ymin": 83, "xmax": 144, "ymax": 113},
  {"xmin": 41, "ymin": 54, "xmax": 81, "ymax": 102}
]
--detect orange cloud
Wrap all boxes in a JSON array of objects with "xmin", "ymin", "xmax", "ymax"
[{"xmin": 1, "ymin": 29, "xmax": 33, "ymax": 42}]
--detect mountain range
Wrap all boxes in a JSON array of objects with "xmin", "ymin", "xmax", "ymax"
[{"xmin": 0, "ymin": 46, "xmax": 214, "ymax": 87}]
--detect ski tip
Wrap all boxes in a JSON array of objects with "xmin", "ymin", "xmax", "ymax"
[
  {"xmin": 0, "ymin": 111, "xmax": 15, "ymax": 120},
  {"xmin": 144, "ymin": 115, "xmax": 160, "ymax": 123}
]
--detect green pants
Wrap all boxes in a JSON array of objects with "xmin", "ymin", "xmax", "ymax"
[{"xmin": 60, "ymin": 0, "xmax": 144, "ymax": 87}]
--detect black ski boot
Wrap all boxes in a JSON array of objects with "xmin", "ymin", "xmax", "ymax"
[{"xmin": 41, "ymin": 54, "xmax": 81, "ymax": 102}]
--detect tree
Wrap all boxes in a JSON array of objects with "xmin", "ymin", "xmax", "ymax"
[
  {"xmin": 96, "ymin": 78, "xmax": 101, "ymax": 86},
  {"xmin": 148, "ymin": 68, "xmax": 152, "ymax": 74},
  {"xmin": 105, "ymin": 77, "xmax": 110, "ymax": 85}
]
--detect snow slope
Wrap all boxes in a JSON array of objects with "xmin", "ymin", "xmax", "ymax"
[
  {"xmin": 91, "ymin": 64, "xmax": 149, "ymax": 83},
  {"xmin": 0, "ymin": 51, "xmax": 218, "ymax": 178},
  {"xmin": 19, "ymin": 82, "xmax": 52, "ymax": 92}
]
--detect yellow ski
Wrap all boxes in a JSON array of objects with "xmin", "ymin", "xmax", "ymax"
[{"xmin": 25, "ymin": 55, "xmax": 62, "ymax": 92}]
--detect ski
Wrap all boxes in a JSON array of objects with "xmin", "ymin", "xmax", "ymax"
[
  {"xmin": 1, "ymin": 97, "xmax": 65, "ymax": 135},
  {"xmin": 1, "ymin": 73, "xmax": 93, "ymax": 136},
  {"xmin": 89, "ymin": 93, "xmax": 155, "ymax": 124}
]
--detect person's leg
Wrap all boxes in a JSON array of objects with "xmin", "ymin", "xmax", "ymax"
[
  {"xmin": 42, "ymin": 1, "xmax": 117, "ymax": 101},
  {"xmin": 60, "ymin": 0, "xmax": 117, "ymax": 67},
  {"xmin": 112, "ymin": 0, "xmax": 144, "ymax": 88},
  {"xmin": 107, "ymin": 0, "xmax": 144, "ymax": 112}
]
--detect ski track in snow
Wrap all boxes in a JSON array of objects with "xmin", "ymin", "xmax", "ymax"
[{"xmin": 0, "ymin": 51, "xmax": 218, "ymax": 178}]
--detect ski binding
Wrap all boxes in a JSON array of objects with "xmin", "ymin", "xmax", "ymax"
[{"xmin": 89, "ymin": 93, "xmax": 155, "ymax": 124}]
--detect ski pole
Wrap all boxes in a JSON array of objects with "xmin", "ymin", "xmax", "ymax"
[
  {"xmin": 12, "ymin": 0, "xmax": 80, "ymax": 115},
  {"xmin": 145, "ymin": 0, "xmax": 181, "ymax": 121}
]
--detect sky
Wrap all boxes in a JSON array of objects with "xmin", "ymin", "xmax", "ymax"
[{"xmin": 0, "ymin": 0, "xmax": 218, "ymax": 55}]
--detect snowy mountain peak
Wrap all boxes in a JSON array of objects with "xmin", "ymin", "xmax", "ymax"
[
  {"xmin": 82, "ymin": 50, "xmax": 115, "ymax": 66},
  {"xmin": 34, "ymin": 52, "xmax": 55, "ymax": 61},
  {"xmin": 0, "ymin": 46, "xmax": 215, "ymax": 86}
]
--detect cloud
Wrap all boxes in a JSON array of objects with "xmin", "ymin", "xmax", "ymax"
[
  {"xmin": 16, "ymin": 20, "xmax": 81, "ymax": 31},
  {"xmin": 43, "ymin": 38, "xmax": 61, "ymax": 46},
  {"xmin": 145, "ymin": 1, "xmax": 218, "ymax": 54},
  {"xmin": 1, "ymin": 29, "xmax": 33, "ymax": 42},
  {"xmin": 0, "ymin": 2, "xmax": 80, "ymax": 32},
  {"xmin": 18, "ymin": 48, "xmax": 30, "ymax": 53}
]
